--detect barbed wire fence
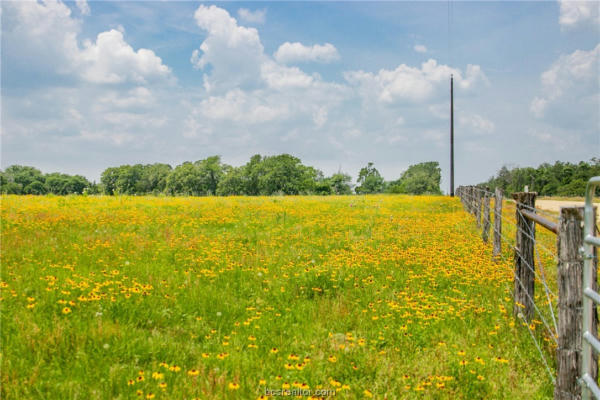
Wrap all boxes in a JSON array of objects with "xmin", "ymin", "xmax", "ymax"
[{"xmin": 455, "ymin": 185, "xmax": 598, "ymax": 400}]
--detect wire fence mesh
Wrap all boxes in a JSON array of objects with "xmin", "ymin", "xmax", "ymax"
[{"xmin": 456, "ymin": 186, "xmax": 559, "ymax": 384}]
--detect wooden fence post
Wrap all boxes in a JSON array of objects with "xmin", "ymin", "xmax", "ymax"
[
  {"xmin": 469, "ymin": 186, "xmax": 475, "ymax": 215},
  {"xmin": 466, "ymin": 186, "xmax": 471, "ymax": 213},
  {"xmin": 512, "ymin": 192, "xmax": 537, "ymax": 320},
  {"xmin": 482, "ymin": 189, "xmax": 491, "ymax": 242},
  {"xmin": 555, "ymin": 207, "xmax": 598, "ymax": 400},
  {"xmin": 475, "ymin": 189, "xmax": 482, "ymax": 228},
  {"xmin": 493, "ymin": 188, "xmax": 503, "ymax": 260}
]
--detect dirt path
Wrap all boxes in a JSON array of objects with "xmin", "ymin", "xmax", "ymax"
[{"xmin": 536, "ymin": 200, "xmax": 600, "ymax": 223}]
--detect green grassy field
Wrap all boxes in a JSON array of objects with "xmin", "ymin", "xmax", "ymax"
[{"xmin": 1, "ymin": 195, "xmax": 555, "ymax": 399}]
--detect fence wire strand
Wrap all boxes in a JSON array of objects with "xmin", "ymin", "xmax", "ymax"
[
  {"xmin": 519, "ymin": 207, "xmax": 559, "ymax": 334},
  {"xmin": 456, "ymin": 188, "xmax": 559, "ymax": 384},
  {"xmin": 480, "ymin": 193, "xmax": 558, "ymax": 339}
]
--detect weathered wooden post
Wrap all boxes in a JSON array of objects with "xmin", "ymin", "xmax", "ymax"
[
  {"xmin": 474, "ymin": 187, "xmax": 479, "ymax": 217},
  {"xmin": 555, "ymin": 207, "xmax": 598, "ymax": 400},
  {"xmin": 482, "ymin": 189, "xmax": 491, "ymax": 242},
  {"xmin": 466, "ymin": 186, "xmax": 471, "ymax": 213},
  {"xmin": 465, "ymin": 187, "xmax": 469, "ymax": 212},
  {"xmin": 475, "ymin": 189, "xmax": 483, "ymax": 228},
  {"xmin": 512, "ymin": 192, "xmax": 537, "ymax": 320},
  {"xmin": 493, "ymin": 188, "xmax": 503, "ymax": 260}
]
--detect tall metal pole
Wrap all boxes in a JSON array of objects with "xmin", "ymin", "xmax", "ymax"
[{"xmin": 450, "ymin": 74, "xmax": 454, "ymax": 197}]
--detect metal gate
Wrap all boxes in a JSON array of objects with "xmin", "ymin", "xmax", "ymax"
[{"xmin": 581, "ymin": 176, "xmax": 600, "ymax": 400}]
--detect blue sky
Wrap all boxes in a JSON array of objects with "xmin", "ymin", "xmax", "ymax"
[{"xmin": 2, "ymin": 1, "xmax": 599, "ymax": 191}]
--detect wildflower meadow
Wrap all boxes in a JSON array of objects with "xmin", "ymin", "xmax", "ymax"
[{"xmin": 1, "ymin": 195, "xmax": 554, "ymax": 399}]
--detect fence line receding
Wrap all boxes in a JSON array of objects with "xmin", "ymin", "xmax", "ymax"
[{"xmin": 456, "ymin": 178, "xmax": 599, "ymax": 400}]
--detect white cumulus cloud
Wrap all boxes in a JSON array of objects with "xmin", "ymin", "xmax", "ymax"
[
  {"xmin": 260, "ymin": 60, "xmax": 315, "ymax": 90},
  {"xmin": 198, "ymin": 89, "xmax": 289, "ymax": 124},
  {"xmin": 274, "ymin": 42, "xmax": 340, "ymax": 64},
  {"xmin": 75, "ymin": 0, "xmax": 90, "ymax": 16},
  {"xmin": 3, "ymin": 0, "xmax": 172, "ymax": 85},
  {"xmin": 79, "ymin": 30, "xmax": 171, "ymax": 84},
  {"xmin": 98, "ymin": 87, "xmax": 155, "ymax": 109},
  {"xmin": 191, "ymin": 5, "xmax": 264, "ymax": 93},
  {"xmin": 414, "ymin": 44, "xmax": 427, "ymax": 53},
  {"xmin": 530, "ymin": 43, "xmax": 599, "ymax": 118},
  {"xmin": 558, "ymin": 0, "xmax": 600, "ymax": 29},
  {"xmin": 344, "ymin": 59, "xmax": 487, "ymax": 104},
  {"xmin": 190, "ymin": 5, "xmax": 336, "ymax": 96},
  {"xmin": 459, "ymin": 114, "xmax": 495, "ymax": 134},
  {"xmin": 237, "ymin": 8, "xmax": 266, "ymax": 24}
]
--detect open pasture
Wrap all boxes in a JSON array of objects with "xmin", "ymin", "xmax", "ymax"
[{"xmin": 1, "ymin": 195, "xmax": 553, "ymax": 399}]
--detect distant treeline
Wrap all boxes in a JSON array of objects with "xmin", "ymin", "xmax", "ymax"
[
  {"xmin": 479, "ymin": 158, "xmax": 600, "ymax": 196},
  {"xmin": 0, "ymin": 155, "xmax": 443, "ymax": 196}
]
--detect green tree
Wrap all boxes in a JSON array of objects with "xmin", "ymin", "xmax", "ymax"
[
  {"xmin": 165, "ymin": 162, "xmax": 204, "ymax": 195},
  {"xmin": 355, "ymin": 162, "xmax": 384, "ymax": 194},
  {"xmin": 1, "ymin": 182, "xmax": 22, "ymax": 194},
  {"xmin": 194, "ymin": 156, "xmax": 226, "ymax": 195},
  {"xmin": 327, "ymin": 173, "xmax": 353, "ymax": 195},
  {"xmin": 23, "ymin": 181, "xmax": 47, "ymax": 195},
  {"xmin": 216, "ymin": 166, "xmax": 247, "ymax": 196},
  {"xmin": 244, "ymin": 155, "xmax": 264, "ymax": 195},
  {"xmin": 114, "ymin": 165, "xmax": 143, "ymax": 195},
  {"xmin": 139, "ymin": 163, "xmax": 172, "ymax": 194},
  {"xmin": 2, "ymin": 165, "xmax": 45, "ymax": 194},
  {"xmin": 481, "ymin": 159, "xmax": 600, "ymax": 196},
  {"xmin": 67, "ymin": 175, "xmax": 91, "ymax": 194},
  {"xmin": 100, "ymin": 167, "xmax": 120, "ymax": 195},
  {"xmin": 387, "ymin": 161, "xmax": 442, "ymax": 195},
  {"xmin": 0, "ymin": 170, "xmax": 21, "ymax": 194},
  {"xmin": 45, "ymin": 173, "xmax": 91, "ymax": 194},
  {"xmin": 256, "ymin": 154, "xmax": 317, "ymax": 195},
  {"xmin": 45, "ymin": 173, "xmax": 70, "ymax": 194}
]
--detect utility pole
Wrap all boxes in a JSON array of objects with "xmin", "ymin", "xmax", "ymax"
[{"xmin": 450, "ymin": 74, "xmax": 454, "ymax": 197}]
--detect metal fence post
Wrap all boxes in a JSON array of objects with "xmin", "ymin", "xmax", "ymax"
[
  {"xmin": 580, "ymin": 177, "xmax": 600, "ymax": 400},
  {"xmin": 512, "ymin": 192, "xmax": 537, "ymax": 320}
]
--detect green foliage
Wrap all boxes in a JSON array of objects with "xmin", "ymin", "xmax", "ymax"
[
  {"xmin": 254, "ymin": 154, "xmax": 318, "ymax": 195},
  {"xmin": 216, "ymin": 166, "xmax": 247, "ymax": 196},
  {"xmin": 327, "ymin": 173, "xmax": 353, "ymax": 195},
  {"xmin": 356, "ymin": 162, "xmax": 385, "ymax": 194},
  {"xmin": 100, "ymin": 167, "xmax": 120, "ymax": 195},
  {"xmin": 165, "ymin": 162, "xmax": 204, "ymax": 196},
  {"xmin": 116, "ymin": 164, "xmax": 144, "ymax": 195},
  {"xmin": 1, "ymin": 165, "xmax": 92, "ymax": 195},
  {"xmin": 216, "ymin": 154, "xmax": 324, "ymax": 196},
  {"xmin": 481, "ymin": 158, "xmax": 600, "ymax": 196},
  {"xmin": 194, "ymin": 156, "xmax": 224, "ymax": 195},
  {"xmin": 23, "ymin": 180, "xmax": 47, "ymax": 195},
  {"xmin": 1, "ymin": 165, "xmax": 44, "ymax": 194},
  {"xmin": 387, "ymin": 161, "xmax": 442, "ymax": 195},
  {"xmin": 45, "ymin": 173, "xmax": 90, "ymax": 195},
  {"xmin": 101, "ymin": 164, "xmax": 173, "ymax": 195},
  {"xmin": 1, "ymin": 182, "xmax": 22, "ymax": 194},
  {"xmin": 165, "ymin": 157, "xmax": 227, "ymax": 196},
  {"xmin": 8, "ymin": 157, "xmax": 600, "ymax": 198},
  {"xmin": 138, "ymin": 163, "xmax": 172, "ymax": 194}
]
